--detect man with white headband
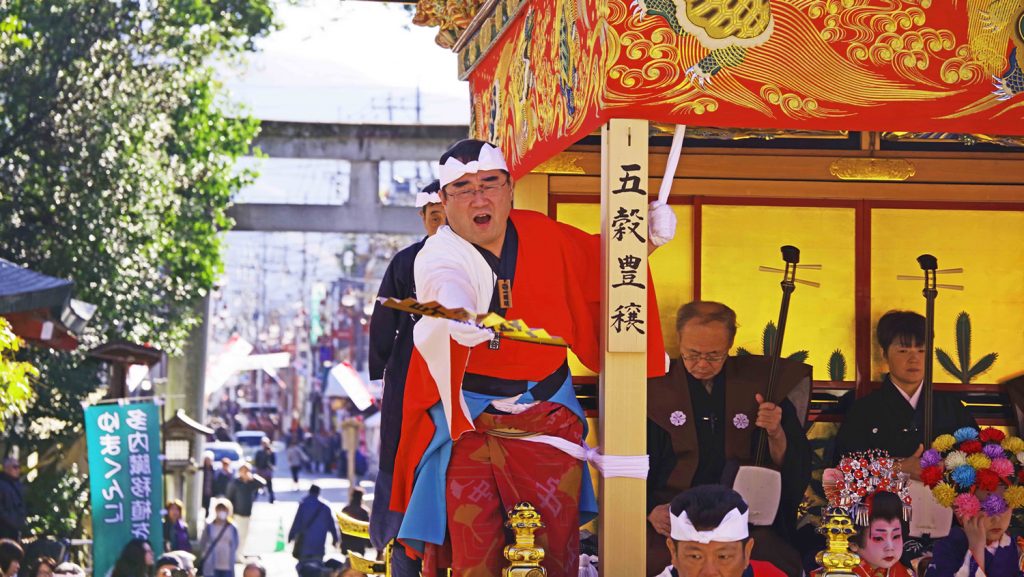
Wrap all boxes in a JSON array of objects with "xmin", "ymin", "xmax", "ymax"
[
  {"xmin": 389, "ymin": 139, "xmax": 676, "ymax": 576},
  {"xmin": 659, "ymin": 485, "xmax": 785, "ymax": 577},
  {"xmin": 368, "ymin": 179, "xmax": 444, "ymax": 577}
]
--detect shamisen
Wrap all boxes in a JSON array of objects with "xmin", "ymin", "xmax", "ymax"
[{"xmin": 388, "ymin": 139, "xmax": 676, "ymax": 577}]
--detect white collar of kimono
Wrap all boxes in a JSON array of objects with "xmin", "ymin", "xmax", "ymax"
[
  {"xmin": 415, "ymin": 191, "xmax": 442, "ymax": 208},
  {"xmin": 670, "ymin": 508, "xmax": 749, "ymax": 543},
  {"xmin": 438, "ymin": 143, "xmax": 509, "ymax": 187}
]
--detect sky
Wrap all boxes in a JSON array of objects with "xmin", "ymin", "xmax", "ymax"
[{"xmin": 218, "ymin": 0, "xmax": 471, "ymax": 124}]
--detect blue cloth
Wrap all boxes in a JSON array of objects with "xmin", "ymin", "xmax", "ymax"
[
  {"xmin": 163, "ymin": 518, "xmax": 192, "ymax": 552},
  {"xmin": 927, "ymin": 526, "xmax": 1022, "ymax": 577},
  {"xmin": 397, "ymin": 375, "xmax": 597, "ymax": 551},
  {"xmin": 289, "ymin": 495, "xmax": 340, "ymax": 559}
]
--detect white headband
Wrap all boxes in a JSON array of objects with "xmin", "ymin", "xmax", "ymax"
[
  {"xmin": 670, "ymin": 508, "xmax": 749, "ymax": 543},
  {"xmin": 415, "ymin": 191, "xmax": 442, "ymax": 208},
  {"xmin": 438, "ymin": 143, "xmax": 509, "ymax": 187}
]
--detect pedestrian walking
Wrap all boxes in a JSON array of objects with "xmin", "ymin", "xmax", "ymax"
[
  {"xmin": 162, "ymin": 499, "xmax": 192, "ymax": 553},
  {"xmin": 200, "ymin": 451, "xmax": 215, "ymax": 515},
  {"xmin": 197, "ymin": 500, "xmax": 238, "ymax": 577},
  {"xmin": 253, "ymin": 437, "xmax": 276, "ymax": 503},
  {"xmin": 0, "ymin": 457, "xmax": 26, "ymax": 540},
  {"xmin": 211, "ymin": 457, "xmax": 233, "ymax": 497},
  {"xmin": 225, "ymin": 463, "xmax": 264, "ymax": 561},
  {"xmin": 288, "ymin": 484, "xmax": 339, "ymax": 563},
  {"xmin": 286, "ymin": 441, "xmax": 309, "ymax": 490},
  {"xmin": 339, "ymin": 489, "xmax": 370, "ymax": 557},
  {"xmin": 110, "ymin": 538, "xmax": 155, "ymax": 577},
  {"xmin": 311, "ymin": 431, "xmax": 327, "ymax": 474},
  {"xmin": 0, "ymin": 538, "xmax": 23, "ymax": 577}
]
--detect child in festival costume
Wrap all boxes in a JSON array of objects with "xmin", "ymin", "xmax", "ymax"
[
  {"xmin": 818, "ymin": 450, "xmax": 915, "ymax": 577},
  {"xmin": 921, "ymin": 427, "xmax": 1024, "ymax": 577}
]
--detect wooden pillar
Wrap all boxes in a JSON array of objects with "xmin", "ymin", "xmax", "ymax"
[{"xmin": 599, "ymin": 119, "xmax": 649, "ymax": 575}]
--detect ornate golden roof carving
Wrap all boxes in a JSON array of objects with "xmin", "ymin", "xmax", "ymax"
[{"xmin": 829, "ymin": 158, "xmax": 916, "ymax": 181}]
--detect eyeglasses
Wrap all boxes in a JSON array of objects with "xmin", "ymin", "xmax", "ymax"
[
  {"xmin": 681, "ymin": 352, "xmax": 727, "ymax": 363},
  {"xmin": 444, "ymin": 179, "xmax": 509, "ymax": 202}
]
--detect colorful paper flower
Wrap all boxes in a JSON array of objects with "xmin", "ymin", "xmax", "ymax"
[
  {"xmin": 976, "ymin": 468, "xmax": 1000, "ymax": 491},
  {"xmin": 945, "ymin": 450, "xmax": 968, "ymax": 470},
  {"xmin": 933, "ymin": 434, "xmax": 957, "ymax": 452},
  {"xmin": 954, "ymin": 493, "xmax": 981, "ymax": 519},
  {"xmin": 981, "ymin": 493, "xmax": 1009, "ymax": 516},
  {"xmin": 954, "ymin": 427, "xmax": 980, "ymax": 442},
  {"xmin": 1005, "ymin": 485, "xmax": 1024, "ymax": 509},
  {"xmin": 961, "ymin": 440, "xmax": 983, "ymax": 454},
  {"xmin": 932, "ymin": 482, "xmax": 957, "ymax": 507},
  {"xmin": 983, "ymin": 443, "xmax": 1005, "ymax": 459},
  {"xmin": 967, "ymin": 453, "xmax": 992, "ymax": 470},
  {"xmin": 921, "ymin": 465, "xmax": 945, "ymax": 487},
  {"xmin": 952, "ymin": 464, "xmax": 977, "ymax": 489},
  {"xmin": 670, "ymin": 411, "xmax": 687, "ymax": 427},
  {"xmin": 1002, "ymin": 436, "xmax": 1024, "ymax": 453},
  {"xmin": 980, "ymin": 427, "xmax": 1006, "ymax": 443},
  {"xmin": 991, "ymin": 458, "xmax": 1014, "ymax": 478},
  {"xmin": 732, "ymin": 413, "xmax": 749, "ymax": 429},
  {"xmin": 920, "ymin": 449, "xmax": 943, "ymax": 469}
]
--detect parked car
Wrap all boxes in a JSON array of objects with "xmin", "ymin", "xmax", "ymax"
[
  {"xmin": 205, "ymin": 441, "xmax": 245, "ymax": 469},
  {"xmin": 235, "ymin": 430, "xmax": 269, "ymax": 461}
]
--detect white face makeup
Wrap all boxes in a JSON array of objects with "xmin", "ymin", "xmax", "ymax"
[{"xmin": 854, "ymin": 518, "xmax": 903, "ymax": 570}]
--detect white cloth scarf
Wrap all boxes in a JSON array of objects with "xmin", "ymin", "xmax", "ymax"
[
  {"xmin": 438, "ymin": 143, "xmax": 509, "ymax": 187},
  {"xmin": 412, "ymin": 225, "xmax": 494, "ymax": 437},
  {"xmin": 670, "ymin": 507, "xmax": 750, "ymax": 543}
]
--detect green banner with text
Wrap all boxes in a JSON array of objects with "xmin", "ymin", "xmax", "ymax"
[{"xmin": 85, "ymin": 401, "xmax": 163, "ymax": 577}]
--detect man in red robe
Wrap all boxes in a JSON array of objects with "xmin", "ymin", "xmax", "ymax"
[{"xmin": 390, "ymin": 139, "xmax": 676, "ymax": 576}]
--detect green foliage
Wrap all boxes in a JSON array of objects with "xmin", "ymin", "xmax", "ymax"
[
  {"xmin": 0, "ymin": 318, "xmax": 38, "ymax": 431},
  {"xmin": 0, "ymin": 0, "xmax": 273, "ymax": 355},
  {"xmin": 735, "ymin": 321, "xmax": 810, "ymax": 364},
  {"xmin": 828, "ymin": 349, "xmax": 847, "ymax": 382},
  {"xmin": 0, "ymin": 0, "xmax": 275, "ymax": 520},
  {"xmin": 936, "ymin": 311, "xmax": 998, "ymax": 384},
  {"xmin": 25, "ymin": 461, "xmax": 90, "ymax": 540}
]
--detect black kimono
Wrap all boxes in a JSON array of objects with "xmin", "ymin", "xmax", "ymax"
[
  {"xmin": 368, "ymin": 237, "xmax": 425, "ymax": 556},
  {"xmin": 832, "ymin": 376, "xmax": 976, "ymax": 464},
  {"xmin": 368, "ymin": 237, "xmax": 426, "ymax": 474},
  {"xmin": 647, "ymin": 357, "xmax": 813, "ymax": 577}
]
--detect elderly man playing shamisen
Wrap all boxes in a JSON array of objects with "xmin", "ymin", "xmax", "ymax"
[
  {"xmin": 658, "ymin": 485, "xmax": 786, "ymax": 577},
  {"xmin": 390, "ymin": 139, "xmax": 677, "ymax": 577}
]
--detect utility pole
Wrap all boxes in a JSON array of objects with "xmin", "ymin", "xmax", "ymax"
[{"xmin": 371, "ymin": 87, "xmax": 423, "ymax": 124}]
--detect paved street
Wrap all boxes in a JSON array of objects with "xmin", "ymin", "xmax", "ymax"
[{"xmin": 202, "ymin": 451, "xmax": 378, "ymax": 576}]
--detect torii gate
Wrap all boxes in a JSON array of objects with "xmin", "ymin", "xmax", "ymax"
[{"xmin": 405, "ymin": 0, "xmax": 1024, "ymax": 572}]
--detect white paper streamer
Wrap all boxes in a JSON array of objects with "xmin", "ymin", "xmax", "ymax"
[
  {"xmin": 512, "ymin": 435, "xmax": 649, "ymax": 479},
  {"xmin": 657, "ymin": 125, "xmax": 687, "ymax": 204}
]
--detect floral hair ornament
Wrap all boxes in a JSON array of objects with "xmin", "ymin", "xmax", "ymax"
[
  {"xmin": 920, "ymin": 427, "xmax": 1024, "ymax": 520},
  {"xmin": 832, "ymin": 450, "xmax": 911, "ymax": 527}
]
